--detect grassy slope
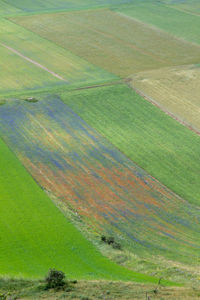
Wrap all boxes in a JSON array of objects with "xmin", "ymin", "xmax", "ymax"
[
  {"xmin": 0, "ymin": 0, "xmax": 21, "ymax": 15},
  {"xmin": 0, "ymin": 43, "xmax": 65, "ymax": 94},
  {"xmin": 5, "ymin": 0, "xmax": 132, "ymax": 13},
  {"xmin": 0, "ymin": 18, "xmax": 116, "ymax": 89},
  {"xmin": 61, "ymin": 84, "xmax": 200, "ymax": 205},
  {"xmin": 115, "ymin": 1, "xmax": 200, "ymax": 45},
  {"xmin": 2, "ymin": 278, "xmax": 196, "ymax": 300},
  {"xmin": 0, "ymin": 136, "xmax": 165, "ymax": 283},
  {"xmin": 12, "ymin": 9, "xmax": 200, "ymax": 77},
  {"xmin": 129, "ymin": 64, "xmax": 200, "ymax": 132}
]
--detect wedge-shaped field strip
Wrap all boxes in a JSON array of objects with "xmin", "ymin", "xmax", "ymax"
[
  {"xmin": 0, "ymin": 130, "xmax": 160, "ymax": 283},
  {"xmin": 11, "ymin": 9, "xmax": 200, "ymax": 77},
  {"xmin": 0, "ymin": 19, "xmax": 114, "ymax": 95},
  {"xmin": 0, "ymin": 96, "xmax": 200, "ymax": 263},
  {"xmin": 130, "ymin": 64, "xmax": 200, "ymax": 132},
  {"xmin": 5, "ymin": 0, "xmax": 132, "ymax": 13},
  {"xmin": 116, "ymin": 1, "xmax": 200, "ymax": 45}
]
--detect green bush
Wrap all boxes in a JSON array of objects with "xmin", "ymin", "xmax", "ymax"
[{"xmin": 45, "ymin": 269, "xmax": 65, "ymax": 289}]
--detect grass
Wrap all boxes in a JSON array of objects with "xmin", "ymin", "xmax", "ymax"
[
  {"xmin": 0, "ymin": 0, "xmax": 21, "ymax": 16},
  {"xmin": 0, "ymin": 132, "xmax": 167, "ymax": 283},
  {"xmin": 129, "ymin": 64, "xmax": 200, "ymax": 132},
  {"xmin": 170, "ymin": 0, "xmax": 200, "ymax": 16},
  {"xmin": 115, "ymin": 0, "xmax": 200, "ymax": 45},
  {"xmin": 0, "ymin": 95, "xmax": 200, "ymax": 269},
  {"xmin": 3, "ymin": 277, "xmax": 200, "ymax": 299},
  {"xmin": 11, "ymin": 9, "xmax": 200, "ymax": 77},
  {"xmin": 3, "ymin": 278, "xmax": 196, "ymax": 299},
  {"xmin": 0, "ymin": 42, "xmax": 66, "ymax": 93},
  {"xmin": 61, "ymin": 84, "xmax": 200, "ymax": 206},
  {"xmin": 0, "ymin": 18, "xmax": 115, "ymax": 94},
  {"xmin": 4, "ymin": 0, "xmax": 133, "ymax": 13}
]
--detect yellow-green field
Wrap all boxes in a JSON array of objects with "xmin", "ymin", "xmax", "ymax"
[
  {"xmin": 11, "ymin": 9, "xmax": 200, "ymax": 77},
  {"xmin": 129, "ymin": 64, "xmax": 200, "ymax": 132},
  {"xmin": 0, "ymin": 0, "xmax": 21, "ymax": 15},
  {"xmin": 0, "ymin": 18, "xmax": 115, "ymax": 95},
  {"xmin": 0, "ymin": 43, "xmax": 63, "ymax": 93}
]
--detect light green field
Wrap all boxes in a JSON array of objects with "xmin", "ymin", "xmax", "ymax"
[
  {"xmin": 5, "ymin": 0, "xmax": 132, "ymax": 13},
  {"xmin": 11, "ymin": 9, "xmax": 200, "ymax": 77},
  {"xmin": 115, "ymin": 1, "xmax": 200, "ymax": 45},
  {"xmin": 0, "ymin": 0, "xmax": 21, "ymax": 15},
  {"xmin": 129, "ymin": 64, "xmax": 200, "ymax": 132},
  {"xmin": 0, "ymin": 18, "xmax": 115, "ymax": 95},
  {"xmin": 0, "ymin": 43, "xmax": 64, "ymax": 94},
  {"xmin": 171, "ymin": 0, "xmax": 200, "ymax": 16},
  {"xmin": 61, "ymin": 84, "xmax": 200, "ymax": 205},
  {"xmin": 0, "ymin": 135, "xmax": 166, "ymax": 284}
]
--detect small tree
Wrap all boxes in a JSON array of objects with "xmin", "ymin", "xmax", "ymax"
[{"xmin": 45, "ymin": 269, "xmax": 65, "ymax": 289}]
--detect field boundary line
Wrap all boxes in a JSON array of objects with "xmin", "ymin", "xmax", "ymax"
[
  {"xmin": 127, "ymin": 79, "xmax": 200, "ymax": 136},
  {"xmin": 115, "ymin": 10, "xmax": 200, "ymax": 49},
  {"xmin": 0, "ymin": 42, "xmax": 68, "ymax": 82}
]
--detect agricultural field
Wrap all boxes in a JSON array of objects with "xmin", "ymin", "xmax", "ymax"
[
  {"xmin": 115, "ymin": 1, "xmax": 200, "ymax": 45},
  {"xmin": 0, "ymin": 0, "xmax": 21, "ymax": 15},
  {"xmin": 0, "ymin": 18, "xmax": 115, "ymax": 96},
  {"xmin": 0, "ymin": 131, "xmax": 160, "ymax": 283},
  {"xmin": 5, "ymin": 0, "xmax": 132, "ymax": 13},
  {"xmin": 61, "ymin": 84, "xmax": 200, "ymax": 206},
  {"xmin": 0, "ymin": 95, "xmax": 199, "ymax": 270},
  {"xmin": 161, "ymin": 0, "xmax": 200, "ymax": 16},
  {"xmin": 129, "ymin": 64, "xmax": 200, "ymax": 132},
  {"xmin": 11, "ymin": 9, "xmax": 200, "ymax": 77},
  {"xmin": 0, "ymin": 42, "xmax": 65, "ymax": 94},
  {"xmin": 0, "ymin": 0, "xmax": 199, "ymax": 294}
]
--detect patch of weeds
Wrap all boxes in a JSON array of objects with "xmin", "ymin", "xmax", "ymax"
[
  {"xmin": 23, "ymin": 97, "xmax": 38, "ymax": 103},
  {"xmin": 101, "ymin": 235, "xmax": 122, "ymax": 250}
]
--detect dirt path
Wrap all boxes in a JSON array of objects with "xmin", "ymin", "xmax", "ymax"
[{"xmin": 0, "ymin": 42, "xmax": 67, "ymax": 82}]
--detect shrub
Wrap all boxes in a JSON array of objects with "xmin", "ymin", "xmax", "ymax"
[
  {"xmin": 112, "ymin": 242, "xmax": 122, "ymax": 250},
  {"xmin": 45, "ymin": 269, "xmax": 65, "ymax": 289},
  {"xmin": 101, "ymin": 235, "xmax": 107, "ymax": 242},
  {"xmin": 107, "ymin": 236, "xmax": 115, "ymax": 245}
]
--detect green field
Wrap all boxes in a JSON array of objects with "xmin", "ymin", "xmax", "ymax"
[
  {"xmin": 4, "ymin": 0, "xmax": 132, "ymax": 13},
  {"xmin": 0, "ymin": 18, "xmax": 115, "ymax": 95},
  {"xmin": 0, "ymin": 0, "xmax": 21, "ymax": 15},
  {"xmin": 0, "ymin": 42, "xmax": 65, "ymax": 94},
  {"xmin": 115, "ymin": 1, "xmax": 200, "ymax": 45},
  {"xmin": 0, "ymin": 134, "xmax": 167, "ymax": 283},
  {"xmin": 11, "ymin": 9, "xmax": 200, "ymax": 77},
  {"xmin": 0, "ymin": 0, "xmax": 199, "ymax": 289},
  {"xmin": 61, "ymin": 84, "xmax": 200, "ymax": 206},
  {"xmin": 130, "ymin": 64, "xmax": 200, "ymax": 132}
]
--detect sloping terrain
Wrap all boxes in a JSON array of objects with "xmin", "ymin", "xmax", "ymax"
[
  {"xmin": 129, "ymin": 64, "xmax": 200, "ymax": 132},
  {"xmin": 61, "ymin": 84, "xmax": 200, "ymax": 206},
  {"xmin": 5, "ymin": 0, "xmax": 133, "ymax": 13},
  {"xmin": 0, "ymin": 0, "xmax": 21, "ymax": 15},
  {"xmin": 0, "ymin": 131, "xmax": 162, "ymax": 283},
  {"xmin": 0, "ymin": 96, "xmax": 199, "ymax": 266},
  {"xmin": 115, "ymin": 1, "xmax": 200, "ymax": 45},
  {"xmin": 0, "ymin": 18, "xmax": 115, "ymax": 96},
  {"xmin": 11, "ymin": 9, "xmax": 200, "ymax": 77}
]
